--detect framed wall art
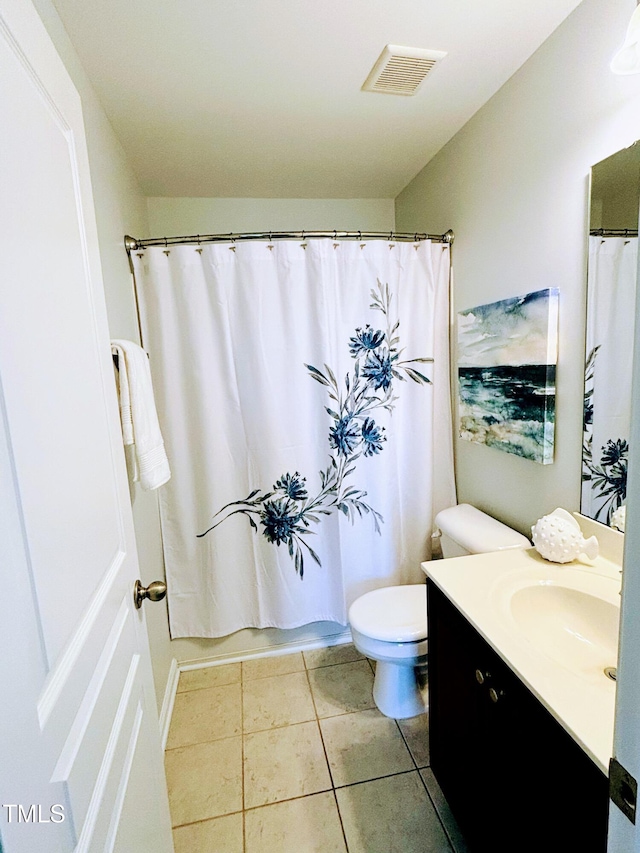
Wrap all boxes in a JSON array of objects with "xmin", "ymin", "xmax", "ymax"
[{"xmin": 457, "ymin": 288, "xmax": 559, "ymax": 464}]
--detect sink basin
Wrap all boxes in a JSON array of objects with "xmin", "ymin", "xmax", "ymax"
[{"xmin": 497, "ymin": 568, "xmax": 620, "ymax": 683}]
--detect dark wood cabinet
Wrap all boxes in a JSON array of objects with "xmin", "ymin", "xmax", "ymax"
[{"xmin": 427, "ymin": 579, "xmax": 609, "ymax": 853}]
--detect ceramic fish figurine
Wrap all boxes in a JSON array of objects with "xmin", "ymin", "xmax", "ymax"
[{"xmin": 531, "ymin": 508, "xmax": 599, "ymax": 564}]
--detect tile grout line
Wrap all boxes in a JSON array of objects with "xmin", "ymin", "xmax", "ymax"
[
  {"xmin": 303, "ymin": 659, "xmax": 336, "ymax": 786},
  {"xmin": 395, "ymin": 718, "xmax": 421, "ymax": 772},
  {"xmin": 165, "ymin": 682, "xmax": 244, "ymax": 753},
  {"xmin": 341, "ymin": 767, "xmax": 423, "ymax": 788},
  {"xmin": 165, "ymin": 730, "xmax": 244, "ymax": 754},
  {"xmin": 418, "ymin": 772, "xmax": 458, "ymax": 853},
  {"xmin": 418, "ymin": 764, "xmax": 458, "ymax": 853},
  {"xmin": 176, "ymin": 660, "xmax": 242, "ymax": 694},
  {"xmin": 171, "ymin": 808, "xmax": 244, "ymax": 831},
  {"xmin": 392, "ymin": 681, "xmax": 458, "ymax": 851},
  {"xmin": 306, "ymin": 651, "xmax": 351, "ymax": 852},
  {"xmin": 243, "ymin": 658, "xmax": 336, "ymax": 847},
  {"xmin": 249, "ymin": 768, "xmax": 436, "ymax": 809},
  {"xmin": 332, "ymin": 788, "xmax": 351, "ymax": 853},
  {"xmin": 176, "ymin": 677, "xmax": 241, "ymax": 694},
  {"xmin": 311, "ymin": 686, "xmax": 336, "ymax": 791}
]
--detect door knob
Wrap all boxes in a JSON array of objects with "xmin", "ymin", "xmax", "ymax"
[{"xmin": 134, "ymin": 579, "xmax": 167, "ymax": 610}]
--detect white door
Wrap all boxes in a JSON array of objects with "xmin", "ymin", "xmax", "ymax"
[{"xmin": 0, "ymin": 0, "xmax": 174, "ymax": 851}]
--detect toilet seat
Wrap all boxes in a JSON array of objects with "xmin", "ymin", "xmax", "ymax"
[{"xmin": 348, "ymin": 585, "xmax": 428, "ymax": 643}]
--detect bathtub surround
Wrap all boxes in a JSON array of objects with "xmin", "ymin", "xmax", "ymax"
[{"xmin": 133, "ymin": 239, "xmax": 455, "ymax": 637}]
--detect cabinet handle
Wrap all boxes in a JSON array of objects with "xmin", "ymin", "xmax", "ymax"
[
  {"xmin": 489, "ymin": 687, "xmax": 505, "ymax": 703},
  {"xmin": 475, "ymin": 669, "xmax": 490, "ymax": 685}
]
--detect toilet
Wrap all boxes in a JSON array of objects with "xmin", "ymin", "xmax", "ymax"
[{"xmin": 348, "ymin": 503, "xmax": 531, "ymax": 719}]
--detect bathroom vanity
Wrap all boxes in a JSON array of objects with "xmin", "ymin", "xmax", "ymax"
[{"xmin": 423, "ymin": 542, "xmax": 621, "ymax": 852}]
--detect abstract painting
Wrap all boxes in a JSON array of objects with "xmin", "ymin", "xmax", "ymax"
[{"xmin": 457, "ymin": 288, "xmax": 559, "ymax": 464}]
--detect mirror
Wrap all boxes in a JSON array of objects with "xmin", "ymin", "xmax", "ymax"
[{"xmin": 581, "ymin": 142, "xmax": 640, "ymax": 528}]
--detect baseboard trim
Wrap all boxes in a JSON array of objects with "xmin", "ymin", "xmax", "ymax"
[
  {"xmin": 159, "ymin": 657, "xmax": 179, "ymax": 749},
  {"xmin": 178, "ymin": 629, "xmax": 354, "ymax": 671}
]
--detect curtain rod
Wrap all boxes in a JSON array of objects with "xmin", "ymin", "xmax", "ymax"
[
  {"xmin": 124, "ymin": 229, "xmax": 455, "ymax": 254},
  {"xmin": 590, "ymin": 228, "xmax": 638, "ymax": 237}
]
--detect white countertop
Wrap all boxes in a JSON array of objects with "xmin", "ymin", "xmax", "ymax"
[{"xmin": 423, "ymin": 547, "xmax": 621, "ymax": 774}]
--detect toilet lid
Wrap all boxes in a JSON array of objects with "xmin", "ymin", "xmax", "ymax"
[{"xmin": 348, "ymin": 585, "xmax": 428, "ymax": 643}]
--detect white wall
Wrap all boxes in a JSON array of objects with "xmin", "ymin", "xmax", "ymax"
[
  {"xmin": 146, "ymin": 197, "xmax": 395, "ymax": 238},
  {"xmin": 396, "ymin": 0, "xmax": 640, "ymax": 537},
  {"xmin": 31, "ymin": 0, "xmax": 175, "ymax": 712}
]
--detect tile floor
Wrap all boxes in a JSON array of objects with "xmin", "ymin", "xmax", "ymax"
[{"xmin": 165, "ymin": 644, "xmax": 469, "ymax": 853}]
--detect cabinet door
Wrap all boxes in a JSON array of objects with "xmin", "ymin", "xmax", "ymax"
[
  {"xmin": 483, "ymin": 652, "xmax": 609, "ymax": 852},
  {"xmin": 428, "ymin": 582, "xmax": 492, "ymax": 846},
  {"xmin": 427, "ymin": 581, "xmax": 609, "ymax": 853}
]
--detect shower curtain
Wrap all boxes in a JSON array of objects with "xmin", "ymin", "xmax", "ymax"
[
  {"xmin": 133, "ymin": 238, "xmax": 455, "ymax": 638},
  {"xmin": 582, "ymin": 236, "xmax": 637, "ymax": 524}
]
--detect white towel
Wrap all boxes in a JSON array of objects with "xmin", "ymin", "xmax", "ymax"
[{"xmin": 111, "ymin": 340, "xmax": 171, "ymax": 490}]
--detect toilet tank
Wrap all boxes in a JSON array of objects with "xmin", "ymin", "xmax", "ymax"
[{"xmin": 435, "ymin": 503, "xmax": 531, "ymax": 558}]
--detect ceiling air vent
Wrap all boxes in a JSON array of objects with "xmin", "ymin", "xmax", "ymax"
[{"xmin": 362, "ymin": 44, "xmax": 447, "ymax": 96}]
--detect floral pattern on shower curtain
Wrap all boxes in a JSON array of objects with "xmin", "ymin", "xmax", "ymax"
[
  {"xmin": 582, "ymin": 236, "xmax": 637, "ymax": 524},
  {"xmin": 133, "ymin": 239, "xmax": 455, "ymax": 638},
  {"xmin": 197, "ymin": 279, "xmax": 435, "ymax": 578}
]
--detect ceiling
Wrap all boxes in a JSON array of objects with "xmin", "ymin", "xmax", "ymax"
[{"xmin": 51, "ymin": 0, "xmax": 584, "ymax": 199}]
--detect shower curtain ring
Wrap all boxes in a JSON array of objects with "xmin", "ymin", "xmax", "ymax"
[{"xmin": 334, "ymin": 230, "xmax": 337, "ymax": 240}]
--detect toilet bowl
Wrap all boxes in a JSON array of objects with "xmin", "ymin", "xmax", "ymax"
[
  {"xmin": 348, "ymin": 504, "xmax": 531, "ymax": 719},
  {"xmin": 349, "ymin": 585, "xmax": 428, "ymax": 719}
]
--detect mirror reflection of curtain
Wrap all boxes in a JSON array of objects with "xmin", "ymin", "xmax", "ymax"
[
  {"xmin": 133, "ymin": 239, "xmax": 456, "ymax": 638},
  {"xmin": 582, "ymin": 236, "xmax": 637, "ymax": 524}
]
